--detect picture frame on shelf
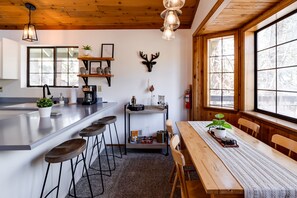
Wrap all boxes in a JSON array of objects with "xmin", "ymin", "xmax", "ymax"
[
  {"xmin": 89, "ymin": 62, "xmax": 101, "ymax": 74},
  {"xmin": 101, "ymin": 43, "xmax": 114, "ymax": 58}
]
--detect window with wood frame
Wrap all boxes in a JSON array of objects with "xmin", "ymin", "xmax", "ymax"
[
  {"xmin": 27, "ymin": 46, "xmax": 79, "ymax": 87},
  {"xmin": 205, "ymin": 32, "xmax": 238, "ymax": 110},
  {"xmin": 255, "ymin": 10, "xmax": 297, "ymax": 122}
]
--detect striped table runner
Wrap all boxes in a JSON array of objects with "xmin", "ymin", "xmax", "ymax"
[{"xmin": 189, "ymin": 121, "xmax": 297, "ymax": 198}]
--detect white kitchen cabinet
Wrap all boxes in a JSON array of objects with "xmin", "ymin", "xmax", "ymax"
[{"xmin": 0, "ymin": 38, "xmax": 19, "ymax": 79}]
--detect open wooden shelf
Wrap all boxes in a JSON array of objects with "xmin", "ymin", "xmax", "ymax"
[
  {"xmin": 77, "ymin": 74, "xmax": 114, "ymax": 77},
  {"xmin": 77, "ymin": 56, "xmax": 114, "ymax": 86},
  {"xmin": 78, "ymin": 56, "xmax": 114, "ymax": 61}
]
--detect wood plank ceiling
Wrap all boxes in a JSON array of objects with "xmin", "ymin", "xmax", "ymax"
[
  {"xmin": 0, "ymin": 0, "xmax": 199, "ymax": 30},
  {"xmin": 197, "ymin": 0, "xmax": 295, "ymax": 35}
]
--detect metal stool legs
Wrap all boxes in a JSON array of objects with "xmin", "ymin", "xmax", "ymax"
[
  {"xmin": 106, "ymin": 122, "xmax": 122, "ymax": 170},
  {"xmin": 88, "ymin": 133, "xmax": 112, "ymax": 177},
  {"xmin": 40, "ymin": 152, "xmax": 93, "ymax": 198}
]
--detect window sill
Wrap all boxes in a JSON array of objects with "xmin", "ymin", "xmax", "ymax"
[
  {"xmin": 241, "ymin": 111, "xmax": 297, "ymax": 134},
  {"xmin": 204, "ymin": 106, "xmax": 238, "ymax": 114}
]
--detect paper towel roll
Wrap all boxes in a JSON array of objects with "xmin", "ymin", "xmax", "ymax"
[{"xmin": 69, "ymin": 87, "xmax": 77, "ymax": 104}]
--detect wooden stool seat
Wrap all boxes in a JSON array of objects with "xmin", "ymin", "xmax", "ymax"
[
  {"xmin": 79, "ymin": 124, "xmax": 106, "ymax": 137},
  {"xmin": 96, "ymin": 116, "xmax": 117, "ymax": 125},
  {"xmin": 45, "ymin": 139, "xmax": 86, "ymax": 163}
]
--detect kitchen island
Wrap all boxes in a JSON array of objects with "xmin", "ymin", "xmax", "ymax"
[{"xmin": 0, "ymin": 102, "xmax": 116, "ymax": 198}]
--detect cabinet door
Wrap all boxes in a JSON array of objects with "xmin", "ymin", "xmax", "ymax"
[{"xmin": 0, "ymin": 38, "xmax": 19, "ymax": 79}]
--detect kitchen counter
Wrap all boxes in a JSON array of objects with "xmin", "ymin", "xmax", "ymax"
[{"xmin": 0, "ymin": 102, "xmax": 116, "ymax": 150}]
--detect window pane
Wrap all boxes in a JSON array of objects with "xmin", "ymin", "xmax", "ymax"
[
  {"xmin": 257, "ymin": 24, "xmax": 276, "ymax": 51},
  {"xmin": 209, "ymin": 73, "xmax": 221, "ymax": 89},
  {"xmin": 209, "ymin": 38, "xmax": 221, "ymax": 56},
  {"xmin": 277, "ymin": 12, "xmax": 297, "ymax": 44},
  {"xmin": 277, "ymin": 40, "xmax": 297, "ymax": 68},
  {"xmin": 256, "ymin": 11, "xmax": 297, "ymax": 121},
  {"xmin": 208, "ymin": 35, "xmax": 234, "ymax": 109},
  {"xmin": 257, "ymin": 48, "xmax": 276, "ymax": 70},
  {"xmin": 209, "ymin": 57, "xmax": 221, "ymax": 72},
  {"xmin": 29, "ymin": 74, "xmax": 41, "ymax": 86},
  {"xmin": 277, "ymin": 67, "xmax": 297, "ymax": 92},
  {"xmin": 258, "ymin": 90, "xmax": 276, "ymax": 113},
  {"xmin": 41, "ymin": 74, "xmax": 54, "ymax": 85},
  {"xmin": 69, "ymin": 61, "xmax": 79, "ymax": 73},
  {"xmin": 223, "ymin": 56, "xmax": 234, "ymax": 72},
  {"xmin": 222, "ymin": 73, "xmax": 234, "ymax": 89},
  {"xmin": 42, "ymin": 49, "xmax": 53, "ymax": 59},
  {"xmin": 277, "ymin": 92, "xmax": 297, "ymax": 119},
  {"xmin": 28, "ymin": 47, "xmax": 79, "ymax": 87},
  {"xmin": 257, "ymin": 70, "xmax": 276, "ymax": 90},
  {"xmin": 223, "ymin": 37, "xmax": 234, "ymax": 55},
  {"xmin": 69, "ymin": 74, "xmax": 79, "ymax": 87},
  {"xmin": 222, "ymin": 90, "xmax": 234, "ymax": 107},
  {"xmin": 209, "ymin": 90, "xmax": 221, "ymax": 106}
]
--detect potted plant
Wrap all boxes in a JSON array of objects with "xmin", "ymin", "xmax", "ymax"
[
  {"xmin": 82, "ymin": 45, "xmax": 92, "ymax": 56},
  {"xmin": 36, "ymin": 98, "xmax": 53, "ymax": 117},
  {"xmin": 206, "ymin": 113, "xmax": 232, "ymax": 138}
]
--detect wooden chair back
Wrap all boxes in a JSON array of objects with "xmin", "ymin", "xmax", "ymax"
[
  {"xmin": 170, "ymin": 135, "xmax": 189, "ymax": 198},
  {"xmin": 271, "ymin": 134, "xmax": 297, "ymax": 157},
  {"xmin": 238, "ymin": 118, "xmax": 260, "ymax": 138},
  {"xmin": 166, "ymin": 119, "xmax": 174, "ymax": 139}
]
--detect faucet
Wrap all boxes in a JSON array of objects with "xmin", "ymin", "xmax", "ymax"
[{"xmin": 42, "ymin": 84, "xmax": 51, "ymax": 98}]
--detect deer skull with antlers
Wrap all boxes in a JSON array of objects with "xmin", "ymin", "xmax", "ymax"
[{"xmin": 139, "ymin": 51, "xmax": 160, "ymax": 72}]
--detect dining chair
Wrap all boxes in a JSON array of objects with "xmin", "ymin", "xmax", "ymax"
[
  {"xmin": 166, "ymin": 120, "xmax": 195, "ymax": 197},
  {"xmin": 238, "ymin": 118, "xmax": 260, "ymax": 138},
  {"xmin": 170, "ymin": 135, "xmax": 204, "ymax": 198},
  {"xmin": 271, "ymin": 134, "xmax": 297, "ymax": 157}
]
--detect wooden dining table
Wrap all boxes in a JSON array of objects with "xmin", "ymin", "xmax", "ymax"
[{"xmin": 176, "ymin": 121, "xmax": 297, "ymax": 198}]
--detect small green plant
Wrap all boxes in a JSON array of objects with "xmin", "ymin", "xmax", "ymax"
[
  {"xmin": 82, "ymin": 45, "xmax": 92, "ymax": 50},
  {"xmin": 206, "ymin": 113, "xmax": 232, "ymax": 129},
  {"xmin": 36, "ymin": 98, "xmax": 53, "ymax": 108}
]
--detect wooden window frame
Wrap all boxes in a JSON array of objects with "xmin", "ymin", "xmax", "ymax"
[
  {"xmin": 27, "ymin": 46, "xmax": 79, "ymax": 88},
  {"xmin": 203, "ymin": 30, "xmax": 239, "ymax": 112}
]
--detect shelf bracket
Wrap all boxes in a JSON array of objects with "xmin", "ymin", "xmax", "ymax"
[
  {"xmin": 106, "ymin": 77, "xmax": 111, "ymax": 87},
  {"xmin": 82, "ymin": 77, "xmax": 88, "ymax": 86}
]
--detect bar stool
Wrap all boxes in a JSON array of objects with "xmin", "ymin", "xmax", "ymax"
[
  {"xmin": 40, "ymin": 139, "xmax": 93, "ymax": 198},
  {"xmin": 71, "ymin": 123, "xmax": 112, "ymax": 196},
  {"xmin": 95, "ymin": 116, "xmax": 122, "ymax": 170}
]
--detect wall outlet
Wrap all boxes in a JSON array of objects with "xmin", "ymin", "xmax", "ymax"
[
  {"xmin": 97, "ymin": 85, "xmax": 102, "ymax": 92},
  {"xmin": 0, "ymin": 87, "xmax": 2, "ymax": 92}
]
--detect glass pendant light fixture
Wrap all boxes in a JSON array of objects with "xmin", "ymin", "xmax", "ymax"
[
  {"xmin": 22, "ymin": 3, "xmax": 38, "ymax": 42},
  {"xmin": 163, "ymin": 0, "xmax": 185, "ymax": 10},
  {"xmin": 163, "ymin": 10, "xmax": 180, "ymax": 30},
  {"xmin": 162, "ymin": 27, "xmax": 175, "ymax": 40}
]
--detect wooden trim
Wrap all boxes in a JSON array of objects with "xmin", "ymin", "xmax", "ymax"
[
  {"xmin": 193, "ymin": 0, "xmax": 230, "ymax": 36},
  {"xmin": 240, "ymin": 111, "xmax": 297, "ymax": 134},
  {"xmin": 241, "ymin": 0, "xmax": 297, "ymax": 32}
]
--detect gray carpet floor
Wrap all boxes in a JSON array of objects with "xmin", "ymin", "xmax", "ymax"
[{"xmin": 66, "ymin": 148, "xmax": 181, "ymax": 198}]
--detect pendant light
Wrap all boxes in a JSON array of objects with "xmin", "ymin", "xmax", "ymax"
[
  {"xmin": 163, "ymin": 10, "xmax": 180, "ymax": 30},
  {"xmin": 163, "ymin": 0, "xmax": 185, "ymax": 10},
  {"xmin": 162, "ymin": 27, "xmax": 175, "ymax": 40},
  {"xmin": 22, "ymin": 3, "xmax": 38, "ymax": 42}
]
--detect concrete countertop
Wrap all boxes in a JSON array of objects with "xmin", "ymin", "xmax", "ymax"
[{"xmin": 0, "ymin": 102, "xmax": 116, "ymax": 150}]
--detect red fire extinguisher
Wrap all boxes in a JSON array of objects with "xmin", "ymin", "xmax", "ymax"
[{"xmin": 184, "ymin": 88, "xmax": 191, "ymax": 109}]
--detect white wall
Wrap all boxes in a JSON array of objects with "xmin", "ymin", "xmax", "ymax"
[{"xmin": 0, "ymin": 29, "xmax": 192, "ymax": 141}]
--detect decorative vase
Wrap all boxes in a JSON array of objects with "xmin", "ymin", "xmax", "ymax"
[
  {"xmin": 213, "ymin": 128, "xmax": 226, "ymax": 139},
  {"xmin": 38, "ymin": 107, "xmax": 52, "ymax": 117},
  {"xmin": 83, "ymin": 50, "xmax": 91, "ymax": 56}
]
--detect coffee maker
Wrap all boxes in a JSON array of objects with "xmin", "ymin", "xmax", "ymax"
[{"xmin": 82, "ymin": 85, "xmax": 97, "ymax": 105}]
